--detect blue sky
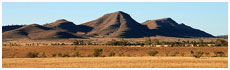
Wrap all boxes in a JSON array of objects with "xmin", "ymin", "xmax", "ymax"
[{"xmin": 2, "ymin": 2, "xmax": 228, "ymax": 36}]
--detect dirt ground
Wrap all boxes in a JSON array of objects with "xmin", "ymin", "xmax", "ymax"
[{"xmin": 2, "ymin": 46, "xmax": 228, "ymax": 58}]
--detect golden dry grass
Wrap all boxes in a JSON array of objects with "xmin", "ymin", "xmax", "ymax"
[{"xmin": 3, "ymin": 57, "xmax": 228, "ymax": 68}]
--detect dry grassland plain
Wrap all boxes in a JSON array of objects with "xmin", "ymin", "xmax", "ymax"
[
  {"xmin": 2, "ymin": 46, "xmax": 228, "ymax": 58},
  {"xmin": 3, "ymin": 57, "xmax": 228, "ymax": 68},
  {"xmin": 2, "ymin": 46, "xmax": 228, "ymax": 68}
]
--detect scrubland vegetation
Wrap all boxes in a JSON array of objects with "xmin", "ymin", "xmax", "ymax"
[
  {"xmin": 3, "ymin": 38, "xmax": 228, "ymax": 47},
  {"xmin": 2, "ymin": 38, "xmax": 228, "ymax": 68}
]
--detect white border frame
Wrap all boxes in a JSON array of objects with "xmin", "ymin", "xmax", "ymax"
[{"xmin": 0, "ymin": 0, "xmax": 229, "ymax": 70}]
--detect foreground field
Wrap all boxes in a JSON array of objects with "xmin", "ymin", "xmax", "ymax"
[{"xmin": 3, "ymin": 57, "xmax": 228, "ymax": 68}]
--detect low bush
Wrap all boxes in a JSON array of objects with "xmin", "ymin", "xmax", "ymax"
[
  {"xmin": 147, "ymin": 50, "xmax": 158, "ymax": 56},
  {"xmin": 73, "ymin": 51, "xmax": 80, "ymax": 57},
  {"xmin": 63, "ymin": 53, "xmax": 70, "ymax": 57},
  {"xmin": 109, "ymin": 52, "xmax": 115, "ymax": 56},
  {"xmin": 214, "ymin": 51, "xmax": 225, "ymax": 57},
  {"xmin": 56, "ymin": 53, "xmax": 62, "ymax": 57},
  {"xmin": 119, "ymin": 52, "xmax": 124, "ymax": 56},
  {"xmin": 52, "ymin": 52, "xmax": 62, "ymax": 57},
  {"xmin": 40, "ymin": 52, "xmax": 46, "ymax": 58},
  {"xmin": 171, "ymin": 51, "xmax": 179, "ymax": 56},
  {"xmin": 191, "ymin": 50, "xmax": 203, "ymax": 58},
  {"xmin": 26, "ymin": 51, "xmax": 38, "ymax": 58},
  {"xmin": 190, "ymin": 50, "xmax": 194, "ymax": 54},
  {"xmin": 180, "ymin": 52, "xmax": 185, "ymax": 56},
  {"xmin": 73, "ymin": 47, "xmax": 78, "ymax": 51},
  {"xmin": 93, "ymin": 48, "xmax": 103, "ymax": 57},
  {"xmin": 52, "ymin": 53, "xmax": 56, "ymax": 57},
  {"xmin": 204, "ymin": 52, "xmax": 210, "ymax": 57}
]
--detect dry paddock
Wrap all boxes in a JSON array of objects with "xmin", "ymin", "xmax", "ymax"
[
  {"xmin": 2, "ymin": 57, "xmax": 228, "ymax": 68},
  {"xmin": 2, "ymin": 46, "xmax": 228, "ymax": 58}
]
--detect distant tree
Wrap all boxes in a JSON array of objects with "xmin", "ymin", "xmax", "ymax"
[
  {"xmin": 215, "ymin": 39, "xmax": 227, "ymax": 46},
  {"xmin": 152, "ymin": 39, "xmax": 159, "ymax": 46},
  {"xmin": 106, "ymin": 39, "xmax": 129, "ymax": 46},
  {"xmin": 199, "ymin": 39, "xmax": 205, "ymax": 47},
  {"xmin": 144, "ymin": 37, "xmax": 152, "ymax": 45},
  {"xmin": 120, "ymin": 39, "xmax": 129, "ymax": 46},
  {"xmin": 73, "ymin": 40, "xmax": 85, "ymax": 45}
]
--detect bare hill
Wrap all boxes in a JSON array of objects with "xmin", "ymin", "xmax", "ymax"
[
  {"xmin": 142, "ymin": 18, "xmax": 214, "ymax": 38},
  {"xmin": 44, "ymin": 19, "xmax": 79, "ymax": 33},
  {"xmin": 82, "ymin": 11, "xmax": 149, "ymax": 38},
  {"xmin": 3, "ymin": 25, "xmax": 25, "ymax": 32},
  {"xmin": 3, "ymin": 24, "xmax": 80, "ymax": 40},
  {"xmin": 2, "ymin": 11, "xmax": 215, "ymax": 40}
]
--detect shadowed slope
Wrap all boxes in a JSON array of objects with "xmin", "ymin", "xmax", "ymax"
[
  {"xmin": 142, "ymin": 18, "xmax": 214, "ymax": 38},
  {"xmin": 2, "ymin": 25, "xmax": 25, "ymax": 32},
  {"xmin": 82, "ymin": 11, "xmax": 149, "ymax": 38},
  {"xmin": 44, "ymin": 19, "xmax": 93, "ymax": 34},
  {"xmin": 3, "ymin": 24, "xmax": 80, "ymax": 40},
  {"xmin": 3, "ymin": 24, "xmax": 51, "ymax": 39},
  {"xmin": 44, "ymin": 19, "xmax": 79, "ymax": 33}
]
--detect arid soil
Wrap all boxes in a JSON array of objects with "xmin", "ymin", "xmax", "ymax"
[{"xmin": 3, "ymin": 46, "xmax": 228, "ymax": 58}]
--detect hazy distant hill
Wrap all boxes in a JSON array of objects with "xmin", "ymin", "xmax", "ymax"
[
  {"xmin": 2, "ymin": 11, "xmax": 214, "ymax": 40},
  {"xmin": 215, "ymin": 35, "xmax": 228, "ymax": 38}
]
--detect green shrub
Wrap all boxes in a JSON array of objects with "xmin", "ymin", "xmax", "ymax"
[
  {"xmin": 170, "ymin": 51, "xmax": 179, "ymax": 56},
  {"xmin": 119, "ymin": 52, "xmax": 124, "ymax": 56},
  {"xmin": 93, "ymin": 48, "xmax": 103, "ymax": 57},
  {"xmin": 40, "ymin": 52, "xmax": 46, "ymax": 58},
  {"xmin": 26, "ymin": 51, "xmax": 38, "ymax": 58},
  {"xmin": 190, "ymin": 50, "xmax": 194, "ymax": 54},
  {"xmin": 109, "ymin": 52, "xmax": 115, "ymax": 56},
  {"xmin": 56, "ymin": 53, "xmax": 62, "ymax": 57},
  {"xmin": 126, "ymin": 54, "xmax": 131, "ymax": 57},
  {"xmin": 63, "ymin": 53, "xmax": 70, "ymax": 57},
  {"xmin": 52, "ymin": 52, "xmax": 62, "ymax": 57},
  {"xmin": 204, "ymin": 52, "xmax": 210, "ymax": 57},
  {"xmin": 180, "ymin": 52, "xmax": 185, "ymax": 56},
  {"xmin": 193, "ymin": 51, "xmax": 204, "ymax": 58},
  {"xmin": 52, "ymin": 53, "xmax": 56, "ymax": 57},
  {"xmin": 214, "ymin": 51, "xmax": 225, "ymax": 57},
  {"xmin": 147, "ymin": 50, "xmax": 158, "ymax": 56},
  {"xmin": 73, "ymin": 51, "xmax": 80, "ymax": 57}
]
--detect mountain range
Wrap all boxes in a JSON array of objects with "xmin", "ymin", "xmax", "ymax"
[{"xmin": 2, "ymin": 11, "xmax": 214, "ymax": 40}]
